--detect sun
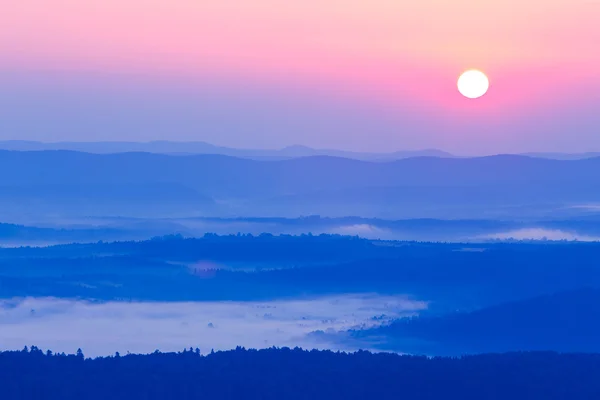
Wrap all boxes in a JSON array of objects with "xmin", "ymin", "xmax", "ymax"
[{"xmin": 457, "ymin": 70, "xmax": 489, "ymax": 99}]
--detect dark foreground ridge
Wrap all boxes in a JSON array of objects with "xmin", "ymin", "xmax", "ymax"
[{"xmin": 2, "ymin": 347, "xmax": 600, "ymax": 399}]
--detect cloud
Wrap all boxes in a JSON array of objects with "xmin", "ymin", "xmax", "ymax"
[
  {"xmin": 327, "ymin": 224, "xmax": 396, "ymax": 240},
  {"xmin": 568, "ymin": 204, "xmax": 600, "ymax": 212},
  {"xmin": 0, "ymin": 295, "xmax": 426, "ymax": 357},
  {"xmin": 481, "ymin": 228, "xmax": 600, "ymax": 242}
]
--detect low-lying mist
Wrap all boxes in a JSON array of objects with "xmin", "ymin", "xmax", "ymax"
[
  {"xmin": 482, "ymin": 228, "xmax": 600, "ymax": 242},
  {"xmin": 0, "ymin": 295, "xmax": 426, "ymax": 357}
]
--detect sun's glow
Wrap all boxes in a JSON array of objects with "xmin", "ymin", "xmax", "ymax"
[{"xmin": 457, "ymin": 70, "xmax": 490, "ymax": 99}]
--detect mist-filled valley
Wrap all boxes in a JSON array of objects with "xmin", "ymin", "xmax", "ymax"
[
  {"xmin": 2, "ymin": 232, "xmax": 600, "ymax": 356},
  {"xmin": 1, "ymin": 147, "xmax": 600, "ymax": 399}
]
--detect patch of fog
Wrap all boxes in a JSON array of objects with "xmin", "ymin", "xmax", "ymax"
[
  {"xmin": 0, "ymin": 294, "xmax": 427, "ymax": 357},
  {"xmin": 327, "ymin": 224, "xmax": 398, "ymax": 240},
  {"xmin": 567, "ymin": 204, "xmax": 600, "ymax": 212},
  {"xmin": 453, "ymin": 247, "xmax": 486, "ymax": 252},
  {"xmin": 0, "ymin": 241, "xmax": 66, "ymax": 249},
  {"xmin": 326, "ymin": 224, "xmax": 466, "ymax": 242},
  {"xmin": 481, "ymin": 228, "xmax": 600, "ymax": 242},
  {"xmin": 185, "ymin": 260, "xmax": 314, "ymax": 272}
]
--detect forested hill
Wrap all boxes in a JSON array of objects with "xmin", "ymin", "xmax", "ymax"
[
  {"xmin": 2, "ymin": 347, "xmax": 599, "ymax": 399},
  {"xmin": 2, "ymin": 237, "xmax": 600, "ymax": 305}
]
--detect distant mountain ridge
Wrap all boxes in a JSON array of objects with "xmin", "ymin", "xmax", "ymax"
[
  {"xmin": 2, "ymin": 150, "xmax": 600, "ymax": 190},
  {"xmin": 521, "ymin": 151, "xmax": 600, "ymax": 160},
  {"xmin": 1, "ymin": 140, "xmax": 599, "ymax": 161},
  {"xmin": 1, "ymin": 150, "xmax": 600, "ymax": 219},
  {"xmin": 0, "ymin": 140, "xmax": 453, "ymax": 161}
]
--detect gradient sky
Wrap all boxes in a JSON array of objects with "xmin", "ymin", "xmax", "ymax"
[{"xmin": 1, "ymin": 0, "xmax": 599, "ymax": 154}]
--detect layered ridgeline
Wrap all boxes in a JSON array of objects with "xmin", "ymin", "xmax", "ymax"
[
  {"xmin": 1, "ymin": 235, "xmax": 599, "ymax": 306},
  {"xmin": 1, "ymin": 150, "xmax": 600, "ymax": 219},
  {"xmin": 2, "ymin": 140, "xmax": 599, "ymax": 160},
  {"xmin": 0, "ymin": 140, "xmax": 453, "ymax": 160},
  {"xmin": 3, "ymin": 216, "xmax": 600, "ymax": 245}
]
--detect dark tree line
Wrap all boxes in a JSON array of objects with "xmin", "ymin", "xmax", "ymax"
[{"xmin": 1, "ymin": 346, "xmax": 600, "ymax": 399}]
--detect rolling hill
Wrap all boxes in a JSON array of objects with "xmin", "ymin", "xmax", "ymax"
[
  {"xmin": 358, "ymin": 288, "xmax": 600, "ymax": 355},
  {"xmin": 1, "ymin": 150, "xmax": 600, "ymax": 219}
]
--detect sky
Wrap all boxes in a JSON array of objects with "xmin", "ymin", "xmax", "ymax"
[{"xmin": 1, "ymin": 0, "xmax": 599, "ymax": 155}]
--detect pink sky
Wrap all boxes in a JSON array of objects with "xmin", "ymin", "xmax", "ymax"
[{"xmin": 1, "ymin": 0, "xmax": 599, "ymax": 153}]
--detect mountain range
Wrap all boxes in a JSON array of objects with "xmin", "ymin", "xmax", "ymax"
[
  {"xmin": 1, "ymin": 140, "xmax": 599, "ymax": 161},
  {"xmin": 1, "ymin": 150, "xmax": 600, "ymax": 219},
  {"xmin": 0, "ymin": 140, "xmax": 452, "ymax": 161}
]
